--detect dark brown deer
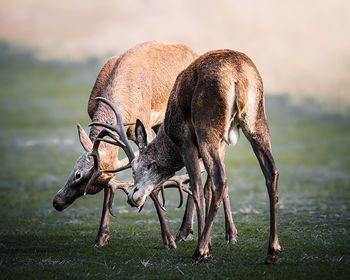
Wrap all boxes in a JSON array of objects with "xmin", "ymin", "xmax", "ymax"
[
  {"xmin": 52, "ymin": 41, "xmax": 198, "ymax": 248},
  {"xmin": 108, "ymin": 49, "xmax": 280, "ymax": 263}
]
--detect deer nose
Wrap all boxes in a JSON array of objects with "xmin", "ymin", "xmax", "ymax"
[
  {"xmin": 127, "ymin": 189, "xmax": 139, "ymax": 208},
  {"xmin": 127, "ymin": 196, "xmax": 139, "ymax": 208},
  {"xmin": 53, "ymin": 201, "xmax": 63, "ymax": 212},
  {"xmin": 127, "ymin": 199, "xmax": 137, "ymax": 208}
]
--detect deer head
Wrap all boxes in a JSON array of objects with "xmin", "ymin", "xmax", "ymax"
[
  {"xmin": 52, "ymin": 123, "xmax": 118, "ymax": 211},
  {"xmin": 84, "ymin": 97, "xmax": 186, "ymax": 210},
  {"xmin": 127, "ymin": 121, "xmax": 182, "ymax": 208}
]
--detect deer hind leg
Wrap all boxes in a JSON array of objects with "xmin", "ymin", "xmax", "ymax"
[
  {"xmin": 241, "ymin": 104, "xmax": 280, "ymax": 263},
  {"xmin": 179, "ymin": 141, "xmax": 206, "ymax": 254},
  {"xmin": 176, "ymin": 151, "xmax": 237, "ymax": 245},
  {"xmin": 191, "ymin": 141, "xmax": 228, "ymax": 264},
  {"xmin": 94, "ymin": 188, "xmax": 111, "ymax": 246}
]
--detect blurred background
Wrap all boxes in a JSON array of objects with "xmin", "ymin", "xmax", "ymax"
[
  {"xmin": 0, "ymin": 0, "xmax": 349, "ymax": 279},
  {"xmin": 1, "ymin": 0, "xmax": 350, "ymax": 108}
]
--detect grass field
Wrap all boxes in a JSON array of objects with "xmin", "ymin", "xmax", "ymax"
[{"xmin": 0, "ymin": 42, "xmax": 349, "ymax": 279}]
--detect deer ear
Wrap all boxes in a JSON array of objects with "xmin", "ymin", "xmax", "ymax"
[
  {"xmin": 77, "ymin": 123, "xmax": 93, "ymax": 152},
  {"xmin": 135, "ymin": 119, "xmax": 148, "ymax": 151}
]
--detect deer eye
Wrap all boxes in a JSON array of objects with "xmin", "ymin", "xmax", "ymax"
[{"xmin": 75, "ymin": 172, "xmax": 81, "ymax": 180}]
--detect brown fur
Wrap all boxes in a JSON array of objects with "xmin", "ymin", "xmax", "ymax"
[
  {"xmin": 89, "ymin": 41, "xmax": 198, "ymax": 143},
  {"xmin": 88, "ymin": 56, "xmax": 120, "ymax": 119}
]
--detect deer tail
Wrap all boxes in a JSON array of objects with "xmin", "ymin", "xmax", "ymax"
[{"xmin": 235, "ymin": 79, "xmax": 249, "ymax": 118}]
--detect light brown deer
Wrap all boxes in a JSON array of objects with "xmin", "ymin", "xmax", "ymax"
[
  {"xmin": 52, "ymin": 41, "xmax": 198, "ymax": 248},
  {"xmin": 107, "ymin": 49, "xmax": 280, "ymax": 263}
]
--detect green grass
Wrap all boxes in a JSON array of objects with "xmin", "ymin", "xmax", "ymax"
[{"xmin": 0, "ymin": 42, "xmax": 349, "ymax": 279}]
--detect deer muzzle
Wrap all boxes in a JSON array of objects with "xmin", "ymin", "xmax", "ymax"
[
  {"xmin": 52, "ymin": 185, "xmax": 81, "ymax": 212},
  {"xmin": 127, "ymin": 185, "xmax": 153, "ymax": 208}
]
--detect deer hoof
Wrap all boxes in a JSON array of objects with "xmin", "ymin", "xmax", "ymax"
[
  {"xmin": 191, "ymin": 251, "xmax": 212, "ymax": 265},
  {"xmin": 94, "ymin": 234, "xmax": 109, "ymax": 247},
  {"xmin": 226, "ymin": 238, "xmax": 237, "ymax": 245},
  {"xmin": 164, "ymin": 242, "xmax": 176, "ymax": 250},
  {"xmin": 175, "ymin": 236, "xmax": 186, "ymax": 243},
  {"xmin": 265, "ymin": 250, "xmax": 279, "ymax": 264},
  {"xmin": 175, "ymin": 228, "xmax": 193, "ymax": 243},
  {"xmin": 191, "ymin": 246, "xmax": 212, "ymax": 264}
]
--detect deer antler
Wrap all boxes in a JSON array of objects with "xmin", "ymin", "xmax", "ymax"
[
  {"xmin": 106, "ymin": 178, "xmax": 134, "ymax": 217},
  {"xmin": 154, "ymin": 174, "xmax": 192, "ymax": 209},
  {"xmin": 84, "ymin": 97, "xmax": 136, "ymax": 195},
  {"xmin": 106, "ymin": 175, "xmax": 191, "ymax": 215},
  {"xmin": 88, "ymin": 97, "xmax": 136, "ymax": 173},
  {"xmin": 84, "ymin": 128, "xmax": 122, "ymax": 195},
  {"xmin": 88, "ymin": 97, "xmax": 193, "ymax": 213}
]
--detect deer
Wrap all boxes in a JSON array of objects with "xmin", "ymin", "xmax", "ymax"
[
  {"xmin": 102, "ymin": 49, "xmax": 281, "ymax": 264},
  {"xmin": 52, "ymin": 41, "xmax": 199, "ymax": 249}
]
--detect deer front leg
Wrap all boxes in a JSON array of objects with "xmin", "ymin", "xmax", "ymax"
[
  {"xmin": 223, "ymin": 187, "xmax": 238, "ymax": 244},
  {"xmin": 94, "ymin": 188, "xmax": 111, "ymax": 246},
  {"xmin": 175, "ymin": 194, "xmax": 195, "ymax": 242},
  {"xmin": 204, "ymin": 176, "xmax": 237, "ymax": 245},
  {"xmin": 176, "ymin": 177, "xmax": 237, "ymax": 245},
  {"xmin": 217, "ymin": 146, "xmax": 238, "ymax": 244},
  {"xmin": 150, "ymin": 193, "xmax": 176, "ymax": 249}
]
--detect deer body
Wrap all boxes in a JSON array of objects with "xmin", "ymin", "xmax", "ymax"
[
  {"xmin": 53, "ymin": 41, "xmax": 198, "ymax": 247},
  {"xmin": 128, "ymin": 50, "xmax": 280, "ymax": 263}
]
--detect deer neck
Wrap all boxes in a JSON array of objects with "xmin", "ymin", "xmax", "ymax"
[{"xmin": 151, "ymin": 125, "xmax": 184, "ymax": 173}]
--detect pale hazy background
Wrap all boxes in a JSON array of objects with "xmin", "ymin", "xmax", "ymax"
[{"xmin": 1, "ymin": 0, "xmax": 349, "ymax": 108}]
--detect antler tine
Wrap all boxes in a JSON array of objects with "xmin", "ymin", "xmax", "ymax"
[
  {"xmin": 155, "ymin": 174, "xmax": 192, "ymax": 209},
  {"xmin": 89, "ymin": 122, "xmax": 135, "ymax": 130},
  {"xmin": 108, "ymin": 190, "xmax": 116, "ymax": 217},
  {"xmin": 84, "ymin": 128, "xmax": 113, "ymax": 195},
  {"xmin": 94, "ymin": 97, "xmax": 135, "ymax": 165},
  {"xmin": 162, "ymin": 181, "xmax": 184, "ymax": 208},
  {"xmin": 84, "ymin": 97, "xmax": 135, "ymax": 193},
  {"xmin": 107, "ymin": 179, "xmax": 134, "ymax": 217},
  {"xmin": 160, "ymin": 185, "xmax": 165, "ymax": 207}
]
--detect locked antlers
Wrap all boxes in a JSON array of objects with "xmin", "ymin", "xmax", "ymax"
[
  {"xmin": 89, "ymin": 97, "xmax": 136, "ymax": 173},
  {"xmin": 87, "ymin": 97, "xmax": 191, "ymax": 213}
]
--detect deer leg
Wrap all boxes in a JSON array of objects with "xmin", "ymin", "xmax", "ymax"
[
  {"xmin": 203, "ymin": 177, "xmax": 213, "ymax": 249},
  {"xmin": 249, "ymin": 133, "xmax": 280, "ymax": 264},
  {"xmin": 150, "ymin": 192, "xmax": 176, "ymax": 249},
  {"xmin": 180, "ymin": 143, "xmax": 205, "ymax": 249},
  {"xmin": 223, "ymin": 187, "xmax": 238, "ymax": 244},
  {"xmin": 94, "ymin": 188, "xmax": 111, "ymax": 246},
  {"xmin": 239, "ymin": 90, "xmax": 280, "ymax": 263},
  {"xmin": 203, "ymin": 175, "xmax": 237, "ymax": 246},
  {"xmin": 175, "ymin": 194, "xmax": 195, "ymax": 242},
  {"xmin": 218, "ymin": 146, "xmax": 238, "ymax": 245},
  {"xmin": 192, "ymin": 146, "xmax": 227, "ymax": 264}
]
